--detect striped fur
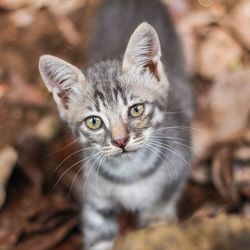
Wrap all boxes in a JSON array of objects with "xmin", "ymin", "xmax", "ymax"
[{"xmin": 39, "ymin": 1, "xmax": 194, "ymax": 249}]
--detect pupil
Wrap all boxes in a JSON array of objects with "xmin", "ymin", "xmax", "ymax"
[
  {"xmin": 134, "ymin": 106, "xmax": 139, "ymax": 112},
  {"xmin": 92, "ymin": 118, "xmax": 96, "ymax": 125}
]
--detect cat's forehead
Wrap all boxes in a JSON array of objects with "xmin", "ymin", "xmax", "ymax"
[
  {"xmin": 83, "ymin": 59, "xmax": 161, "ymax": 113},
  {"xmin": 85, "ymin": 59, "xmax": 122, "ymax": 88},
  {"xmin": 85, "ymin": 60, "xmax": 131, "ymax": 107}
]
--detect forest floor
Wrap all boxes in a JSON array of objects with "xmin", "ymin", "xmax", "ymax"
[{"xmin": 0, "ymin": 0, "xmax": 249, "ymax": 249}]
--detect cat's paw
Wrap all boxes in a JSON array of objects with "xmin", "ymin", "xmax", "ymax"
[
  {"xmin": 89, "ymin": 241, "xmax": 114, "ymax": 250},
  {"xmin": 139, "ymin": 216, "xmax": 177, "ymax": 229},
  {"xmin": 148, "ymin": 216, "xmax": 178, "ymax": 228},
  {"xmin": 138, "ymin": 209, "xmax": 178, "ymax": 228}
]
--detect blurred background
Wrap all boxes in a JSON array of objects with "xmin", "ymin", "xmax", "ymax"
[{"xmin": 0, "ymin": 0, "xmax": 249, "ymax": 249}]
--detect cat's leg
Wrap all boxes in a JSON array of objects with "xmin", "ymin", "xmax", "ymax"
[
  {"xmin": 83, "ymin": 195, "xmax": 118, "ymax": 250},
  {"xmin": 138, "ymin": 183, "xmax": 183, "ymax": 227},
  {"xmin": 138, "ymin": 154, "xmax": 189, "ymax": 227},
  {"xmin": 138, "ymin": 196, "xmax": 178, "ymax": 227}
]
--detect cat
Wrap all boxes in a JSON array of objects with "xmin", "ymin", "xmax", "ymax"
[{"xmin": 38, "ymin": 0, "xmax": 194, "ymax": 249}]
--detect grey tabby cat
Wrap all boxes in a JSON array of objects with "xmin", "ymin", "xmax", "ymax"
[{"xmin": 39, "ymin": 0, "xmax": 194, "ymax": 249}]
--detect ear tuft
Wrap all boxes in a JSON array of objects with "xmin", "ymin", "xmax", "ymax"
[
  {"xmin": 39, "ymin": 55, "xmax": 85, "ymax": 112},
  {"xmin": 39, "ymin": 55, "xmax": 83, "ymax": 92},
  {"xmin": 123, "ymin": 22, "xmax": 162, "ymax": 80}
]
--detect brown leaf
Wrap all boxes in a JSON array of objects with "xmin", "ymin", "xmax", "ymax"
[
  {"xmin": 0, "ymin": 146, "xmax": 18, "ymax": 207},
  {"xmin": 177, "ymin": 10, "xmax": 218, "ymax": 74},
  {"xmin": 15, "ymin": 217, "xmax": 78, "ymax": 250},
  {"xmin": 197, "ymin": 28, "xmax": 242, "ymax": 79},
  {"xmin": 0, "ymin": 0, "xmax": 33, "ymax": 10},
  {"xmin": 212, "ymin": 147, "xmax": 239, "ymax": 202},
  {"xmin": 193, "ymin": 68, "xmax": 250, "ymax": 162},
  {"xmin": 228, "ymin": 0, "xmax": 250, "ymax": 49}
]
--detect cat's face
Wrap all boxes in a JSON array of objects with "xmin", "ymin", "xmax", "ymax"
[
  {"xmin": 75, "ymin": 60, "xmax": 167, "ymax": 157},
  {"xmin": 39, "ymin": 23, "xmax": 169, "ymax": 157}
]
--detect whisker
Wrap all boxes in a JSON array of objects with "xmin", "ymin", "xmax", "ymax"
[
  {"xmin": 49, "ymin": 146, "xmax": 95, "ymax": 178},
  {"xmin": 153, "ymin": 126, "xmax": 203, "ymax": 133},
  {"xmin": 95, "ymin": 154, "xmax": 108, "ymax": 192},
  {"xmin": 146, "ymin": 140, "xmax": 192, "ymax": 169},
  {"xmin": 145, "ymin": 142, "xmax": 175, "ymax": 166},
  {"xmin": 53, "ymin": 158, "xmax": 85, "ymax": 190},
  {"xmin": 163, "ymin": 110, "xmax": 187, "ymax": 115},
  {"xmin": 144, "ymin": 142, "xmax": 180, "ymax": 185},
  {"xmin": 43, "ymin": 137, "xmax": 80, "ymax": 159},
  {"xmin": 53, "ymin": 152, "xmax": 96, "ymax": 190},
  {"xmin": 144, "ymin": 143, "xmax": 169, "ymax": 166},
  {"xmin": 143, "ymin": 143, "xmax": 174, "ymax": 179},
  {"xmin": 148, "ymin": 137, "xmax": 199, "ymax": 156},
  {"xmin": 67, "ymin": 152, "xmax": 99, "ymax": 198},
  {"xmin": 150, "ymin": 134, "xmax": 190, "ymax": 143},
  {"xmin": 83, "ymin": 153, "xmax": 104, "ymax": 195},
  {"xmin": 133, "ymin": 137, "xmax": 144, "ymax": 143},
  {"xmin": 101, "ymin": 148, "xmax": 113, "ymax": 153}
]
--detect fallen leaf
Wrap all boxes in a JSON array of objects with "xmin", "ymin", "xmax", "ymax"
[
  {"xmin": 0, "ymin": 146, "xmax": 18, "ymax": 207},
  {"xmin": 198, "ymin": 28, "xmax": 242, "ymax": 79}
]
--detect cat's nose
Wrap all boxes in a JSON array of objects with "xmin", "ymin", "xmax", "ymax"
[{"xmin": 111, "ymin": 136, "xmax": 129, "ymax": 148}]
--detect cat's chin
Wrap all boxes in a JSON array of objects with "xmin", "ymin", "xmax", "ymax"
[{"xmin": 110, "ymin": 146, "xmax": 141, "ymax": 158}]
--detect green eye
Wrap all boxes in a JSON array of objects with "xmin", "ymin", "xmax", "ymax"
[
  {"xmin": 85, "ymin": 116, "xmax": 102, "ymax": 130},
  {"xmin": 129, "ymin": 104, "xmax": 145, "ymax": 118}
]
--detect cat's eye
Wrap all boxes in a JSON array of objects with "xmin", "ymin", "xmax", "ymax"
[
  {"xmin": 85, "ymin": 116, "xmax": 102, "ymax": 130},
  {"xmin": 129, "ymin": 104, "xmax": 145, "ymax": 118}
]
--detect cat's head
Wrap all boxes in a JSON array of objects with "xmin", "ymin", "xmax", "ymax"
[{"xmin": 39, "ymin": 23, "xmax": 169, "ymax": 157}]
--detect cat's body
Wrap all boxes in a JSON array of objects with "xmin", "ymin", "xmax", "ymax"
[{"xmin": 39, "ymin": 0, "xmax": 194, "ymax": 250}]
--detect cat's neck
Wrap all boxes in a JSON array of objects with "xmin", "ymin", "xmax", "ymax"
[{"xmin": 85, "ymin": 145, "xmax": 168, "ymax": 183}]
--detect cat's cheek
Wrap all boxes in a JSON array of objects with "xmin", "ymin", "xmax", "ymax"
[
  {"xmin": 79, "ymin": 136, "xmax": 89, "ymax": 144},
  {"xmin": 151, "ymin": 107, "xmax": 164, "ymax": 125},
  {"xmin": 78, "ymin": 133, "xmax": 88, "ymax": 144},
  {"xmin": 142, "ymin": 127, "xmax": 154, "ymax": 142},
  {"xmin": 133, "ymin": 120, "xmax": 148, "ymax": 130}
]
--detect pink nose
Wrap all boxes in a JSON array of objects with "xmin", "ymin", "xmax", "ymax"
[{"xmin": 111, "ymin": 136, "xmax": 129, "ymax": 148}]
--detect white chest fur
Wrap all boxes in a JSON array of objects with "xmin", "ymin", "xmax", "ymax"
[
  {"xmin": 86, "ymin": 147, "xmax": 174, "ymax": 211},
  {"xmin": 95, "ymin": 165, "xmax": 168, "ymax": 211}
]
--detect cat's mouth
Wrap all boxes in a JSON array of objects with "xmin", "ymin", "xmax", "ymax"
[
  {"xmin": 111, "ymin": 145, "xmax": 141, "ymax": 157},
  {"xmin": 123, "ymin": 147, "xmax": 139, "ymax": 154},
  {"xmin": 101, "ymin": 142, "xmax": 143, "ymax": 157},
  {"xmin": 121, "ymin": 148, "xmax": 133, "ymax": 154}
]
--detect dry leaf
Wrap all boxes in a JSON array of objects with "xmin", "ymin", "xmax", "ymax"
[
  {"xmin": 229, "ymin": 0, "xmax": 250, "ymax": 49},
  {"xmin": 0, "ymin": 146, "xmax": 18, "ymax": 207},
  {"xmin": 177, "ymin": 11, "xmax": 218, "ymax": 74},
  {"xmin": 193, "ymin": 68, "xmax": 250, "ymax": 162},
  {"xmin": 198, "ymin": 28, "xmax": 242, "ymax": 79}
]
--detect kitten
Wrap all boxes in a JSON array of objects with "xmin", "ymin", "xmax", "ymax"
[{"xmin": 38, "ymin": 0, "xmax": 194, "ymax": 249}]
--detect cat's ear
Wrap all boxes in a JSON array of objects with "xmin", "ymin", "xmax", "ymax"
[
  {"xmin": 123, "ymin": 22, "xmax": 162, "ymax": 81},
  {"xmin": 39, "ymin": 55, "xmax": 85, "ymax": 118}
]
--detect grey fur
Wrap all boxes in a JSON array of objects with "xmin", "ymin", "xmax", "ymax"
[{"xmin": 39, "ymin": 1, "xmax": 194, "ymax": 250}]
